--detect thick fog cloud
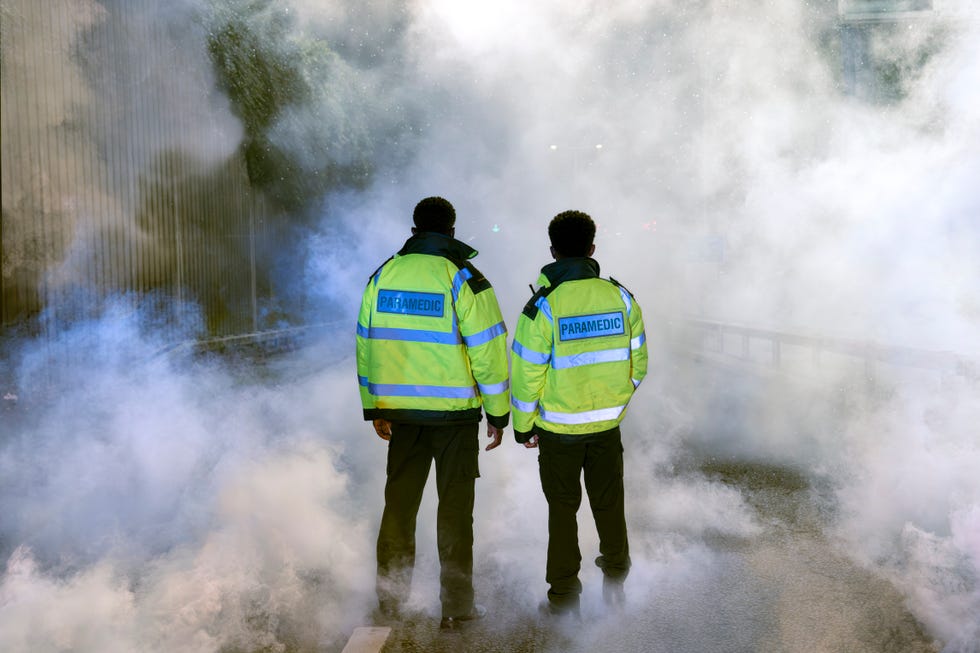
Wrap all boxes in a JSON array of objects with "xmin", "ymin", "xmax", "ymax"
[
  {"xmin": 308, "ymin": 0, "xmax": 979, "ymax": 649},
  {"xmin": 2, "ymin": 0, "xmax": 978, "ymax": 651},
  {"xmin": 0, "ymin": 309, "xmax": 379, "ymax": 652}
]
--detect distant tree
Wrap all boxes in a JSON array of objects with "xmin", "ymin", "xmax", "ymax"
[{"xmin": 206, "ymin": 0, "xmax": 377, "ymax": 213}]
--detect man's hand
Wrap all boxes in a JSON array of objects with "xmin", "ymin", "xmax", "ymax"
[
  {"xmin": 523, "ymin": 434, "xmax": 539, "ymax": 449},
  {"xmin": 373, "ymin": 418, "xmax": 392, "ymax": 441},
  {"xmin": 485, "ymin": 424, "xmax": 504, "ymax": 451}
]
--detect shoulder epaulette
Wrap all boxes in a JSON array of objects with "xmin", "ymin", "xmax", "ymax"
[
  {"xmin": 366, "ymin": 256, "xmax": 393, "ymax": 285},
  {"xmin": 522, "ymin": 284, "xmax": 556, "ymax": 319},
  {"xmin": 460, "ymin": 261, "xmax": 492, "ymax": 294},
  {"xmin": 607, "ymin": 276, "xmax": 635, "ymax": 298}
]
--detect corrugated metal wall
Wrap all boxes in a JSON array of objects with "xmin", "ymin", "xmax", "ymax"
[{"xmin": 1, "ymin": 0, "xmax": 269, "ymax": 340}]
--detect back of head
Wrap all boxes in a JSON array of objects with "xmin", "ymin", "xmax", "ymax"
[
  {"xmin": 549, "ymin": 210, "xmax": 596, "ymax": 257},
  {"xmin": 413, "ymin": 196, "xmax": 456, "ymax": 235}
]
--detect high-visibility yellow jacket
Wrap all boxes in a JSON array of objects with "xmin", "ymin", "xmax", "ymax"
[
  {"xmin": 511, "ymin": 257, "xmax": 647, "ymax": 437},
  {"xmin": 356, "ymin": 231, "xmax": 510, "ymax": 427}
]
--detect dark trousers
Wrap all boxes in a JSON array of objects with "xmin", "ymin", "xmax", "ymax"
[
  {"xmin": 376, "ymin": 422, "xmax": 479, "ymax": 617},
  {"xmin": 538, "ymin": 426, "xmax": 630, "ymax": 609}
]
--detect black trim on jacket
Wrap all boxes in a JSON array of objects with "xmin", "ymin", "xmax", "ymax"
[
  {"xmin": 396, "ymin": 231, "xmax": 492, "ymax": 295},
  {"xmin": 366, "ymin": 407, "xmax": 511, "ymax": 427},
  {"xmin": 522, "ymin": 257, "xmax": 602, "ymax": 319}
]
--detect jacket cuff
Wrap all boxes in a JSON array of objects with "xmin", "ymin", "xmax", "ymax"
[
  {"xmin": 514, "ymin": 429, "xmax": 533, "ymax": 444},
  {"xmin": 486, "ymin": 412, "xmax": 509, "ymax": 429}
]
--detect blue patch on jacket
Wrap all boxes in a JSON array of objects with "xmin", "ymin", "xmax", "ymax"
[
  {"xmin": 557, "ymin": 312, "xmax": 624, "ymax": 341},
  {"xmin": 377, "ymin": 289, "xmax": 445, "ymax": 317}
]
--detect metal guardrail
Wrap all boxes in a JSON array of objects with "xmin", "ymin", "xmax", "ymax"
[
  {"xmin": 154, "ymin": 322, "xmax": 344, "ymax": 358},
  {"xmin": 157, "ymin": 318, "xmax": 978, "ymax": 382},
  {"xmin": 838, "ymin": 0, "xmax": 933, "ymax": 23},
  {"xmin": 677, "ymin": 318, "xmax": 977, "ymax": 380}
]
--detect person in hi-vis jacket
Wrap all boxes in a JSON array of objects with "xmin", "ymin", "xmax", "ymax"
[
  {"xmin": 356, "ymin": 196, "xmax": 509, "ymax": 629},
  {"xmin": 510, "ymin": 210, "xmax": 648, "ymax": 617}
]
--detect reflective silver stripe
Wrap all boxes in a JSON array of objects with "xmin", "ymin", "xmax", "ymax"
[
  {"xmin": 452, "ymin": 267, "xmax": 473, "ymax": 302},
  {"xmin": 364, "ymin": 326, "xmax": 461, "ymax": 345},
  {"xmin": 536, "ymin": 296, "xmax": 554, "ymax": 322},
  {"xmin": 512, "ymin": 396, "xmax": 538, "ymax": 413},
  {"xmin": 631, "ymin": 332, "xmax": 646, "ymax": 350},
  {"xmin": 631, "ymin": 378, "xmax": 641, "ymax": 388},
  {"xmin": 367, "ymin": 382, "xmax": 478, "ymax": 399},
  {"xmin": 552, "ymin": 348, "xmax": 629, "ymax": 369},
  {"xmin": 512, "ymin": 340, "xmax": 551, "ymax": 365},
  {"xmin": 618, "ymin": 287, "xmax": 632, "ymax": 316},
  {"xmin": 463, "ymin": 321, "xmax": 506, "ymax": 347},
  {"xmin": 477, "ymin": 379, "xmax": 510, "ymax": 395},
  {"xmin": 540, "ymin": 404, "xmax": 625, "ymax": 425}
]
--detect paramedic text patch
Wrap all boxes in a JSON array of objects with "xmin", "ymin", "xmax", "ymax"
[
  {"xmin": 558, "ymin": 312, "xmax": 625, "ymax": 341},
  {"xmin": 377, "ymin": 289, "xmax": 445, "ymax": 317}
]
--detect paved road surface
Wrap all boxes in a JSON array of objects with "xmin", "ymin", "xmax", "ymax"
[{"xmin": 367, "ymin": 459, "xmax": 938, "ymax": 653}]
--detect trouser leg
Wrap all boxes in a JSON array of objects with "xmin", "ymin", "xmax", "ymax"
[
  {"xmin": 538, "ymin": 435, "xmax": 586, "ymax": 609},
  {"xmin": 376, "ymin": 423, "xmax": 430, "ymax": 610},
  {"xmin": 584, "ymin": 427, "xmax": 630, "ymax": 582},
  {"xmin": 432, "ymin": 422, "xmax": 479, "ymax": 617}
]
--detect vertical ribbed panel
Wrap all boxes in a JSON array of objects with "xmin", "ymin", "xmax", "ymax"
[{"xmin": 1, "ymin": 0, "xmax": 267, "ymax": 340}]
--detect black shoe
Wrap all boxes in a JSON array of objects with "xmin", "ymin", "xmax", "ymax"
[
  {"xmin": 440, "ymin": 603, "xmax": 487, "ymax": 630},
  {"xmin": 602, "ymin": 578, "xmax": 626, "ymax": 610},
  {"xmin": 538, "ymin": 599, "xmax": 581, "ymax": 621}
]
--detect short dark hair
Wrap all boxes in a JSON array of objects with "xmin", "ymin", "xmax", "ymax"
[
  {"xmin": 413, "ymin": 196, "xmax": 456, "ymax": 234},
  {"xmin": 548, "ymin": 210, "xmax": 595, "ymax": 257}
]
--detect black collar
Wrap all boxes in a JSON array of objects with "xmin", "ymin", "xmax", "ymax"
[
  {"xmin": 398, "ymin": 231, "xmax": 478, "ymax": 261},
  {"xmin": 541, "ymin": 257, "xmax": 601, "ymax": 286}
]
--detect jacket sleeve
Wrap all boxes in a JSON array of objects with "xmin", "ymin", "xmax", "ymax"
[
  {"xmin": 355, "ymin": 280, "xmax": 376, "ymax": 415},
  {"xmin": 628, "ymin": 297, "xmax": 648, "ymax": 388},
  {"xmin": 456, "ymin": 274, "xmax": 510, "ymax": 428},
  {"xmin": 510, "ymin": 297, "xmax": 553, "ymax": 439}
]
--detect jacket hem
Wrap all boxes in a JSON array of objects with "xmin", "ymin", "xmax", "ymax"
[
  {"xmin": 364, "ymin": 407, "xmax": 483, "ymax": 425},
  {"xmin": 533, "ymin": 424, "xmax": 622, "ymax": 443}
]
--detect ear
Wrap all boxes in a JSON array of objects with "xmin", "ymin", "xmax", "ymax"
[
  {"xmin": 449, "ymin": 226, "xmax": 456, "ymax": 237},
  {"xmin": 588, "ymin": 243, "xmax": 595, "ymax": 256},
  {"xmin": 550, "ymin": 246, "xmax": 558, "ymax": 260},
  {"xmin": 411, "ymin": 227, "xmax": 418, "ymax": 235}
]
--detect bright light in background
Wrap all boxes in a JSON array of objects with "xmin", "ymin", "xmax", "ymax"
[{"xmin": 421, "ymin": 0, "xmax": 545, "ymax": 53}]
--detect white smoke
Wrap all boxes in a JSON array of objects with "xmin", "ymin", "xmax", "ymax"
[
  {"xmin": 0, "ymin": 310, "xmax": 378, "ymax": 652},
  {"xmin": 307, "ymin": 0, "xmax": 980, "ymax": 649},
  {"xmin": 2, "ymin": 1, "xmax": 979, "ymax": 651}
]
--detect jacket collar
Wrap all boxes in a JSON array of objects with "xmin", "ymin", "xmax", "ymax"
[
  {"xmin": 398, "ymin": 231, "xmax": 478, "ymax": 261},
  {"xmin": 540, "ymin": 257, "xmax": 600, "ymax": 287}
]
